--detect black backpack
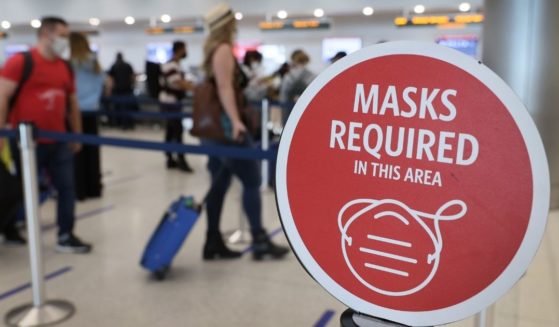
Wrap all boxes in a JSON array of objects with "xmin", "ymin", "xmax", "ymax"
[{"xmin": 145, "ymin": 61, "xmax": 162, "ymax": 99}]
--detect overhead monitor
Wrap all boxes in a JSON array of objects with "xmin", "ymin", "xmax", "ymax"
[
  {"xmin": 5, "ymin": 44, "xmax": 30, "ymax": 59},
  {"xmin": 146, "ymin": 43, "xmax": 172, "ymax": 64},
  {"xmin": 436, "ymin": 35, "xmax": 479, "ymax": 58},
  {"xmin": 322, "ymin": 37, "xmax": 362, "ymax": 63}
]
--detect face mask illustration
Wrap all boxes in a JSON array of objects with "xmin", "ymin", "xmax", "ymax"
[
  {"xmin": 338, "ymin": 198, "xmax": 467, "ymax": 297},
  {"xmin": 51, "ymin": 36, "xmax": 70, "ymax": 58}
]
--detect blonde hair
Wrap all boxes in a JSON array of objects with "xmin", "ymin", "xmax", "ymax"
[
  {"xmin": 70, "ymin": 32, "xmax": 101, "ymax": 74},
  {"xmin": 203, "ymin": 19, "xmax": 236, "ymax": 77}
]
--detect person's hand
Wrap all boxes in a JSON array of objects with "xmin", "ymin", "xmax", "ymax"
[
  {"xmin": 180, "ymin": 80, "xmax": 195, "ymax": 91},
  {"xmin": 69, "ymin": 142, "xmax": 82, "ymax": 153},
  {"xmin": 232, "ymin": 120, "xmax": 247, "ymax": 142}
]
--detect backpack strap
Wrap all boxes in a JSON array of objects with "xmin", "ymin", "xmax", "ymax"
[
  {"xmin": 8, "ymin": 51, "xmax": 34, "ymax": 115},
  {"xmin": 63, "ymin": 60, "xmax": 75, "ymax": 133},
  {"xmin": 63, "ymin": 60, "xmax": 75, "ymax": 80}
]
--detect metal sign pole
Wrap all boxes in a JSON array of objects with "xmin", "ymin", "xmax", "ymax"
[
  {"xmin": 5, "ymin": 123, "xmax": 74, "ymax": 327},
  {"xmin": 474, "ymin": 309, "xmax": 487, "ymax": 327},
  {"xmin": 340, "ymin": 309, "xmax": 423, "ymax": 327}
]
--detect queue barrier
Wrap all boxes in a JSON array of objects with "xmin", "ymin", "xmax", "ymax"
[
  {"xmin": 1, "ymin": 123, "xmax": 278, "ymax": 326},
  {"xmin": 1, "ymin": 97, "xmax": 284, "ymax": 326},
  {"xmin": 82, "ymin": 109, "xmax": 191, "ymax": 120},
  {"xmin": 0, "ymin": 128, "xmax": 277, "ymax": 161}
]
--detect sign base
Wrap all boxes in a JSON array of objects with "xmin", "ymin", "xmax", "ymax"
[
  {"xmin": 340, "ymin": 309, "xmax": 422, "ymax": 327},
  {"xmin": 5, "ymin": 300, "xmax": 75, "ymax": 327}
]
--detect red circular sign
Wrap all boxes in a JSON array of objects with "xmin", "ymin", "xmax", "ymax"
[{"xmin": 276, "ymin": 42, "xmax": 549, "ymax": 326}]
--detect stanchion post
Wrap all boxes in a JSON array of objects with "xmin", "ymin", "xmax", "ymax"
[
  {"xmin": 5, "ymin": 123, "xmax": 74, "ymax": 327},
  {"xmin": 19, "ymin": 123, "xmax": 45, "ymax": 306},
  {"xmin": 260, "ymin": 98, "xmax": 270, "ymax": 191},
  {"xmin": 474, "ymin": 309, "xmax": 486, "ymax": 327}
]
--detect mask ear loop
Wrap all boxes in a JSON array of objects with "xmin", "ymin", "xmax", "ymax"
[
  {"xmin": 412, "ymin": 200, "xmax": 468, "ymax": 264},
  {"xmin": 338, "ymin": 199, "xmax": 379, "ymax": 247}
]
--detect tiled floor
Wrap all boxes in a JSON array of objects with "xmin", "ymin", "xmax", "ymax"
[{"xmin": 0, "ymin": 128, "xmax": 557, "ymax": 327}]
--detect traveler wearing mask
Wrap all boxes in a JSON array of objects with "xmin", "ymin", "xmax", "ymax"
[
  {"xmin": 0, "ymin": 16, "xmax": 92, "ymax": 253},
  {"xmin": 159, "ymin": 41, "xmax": 194, "ymax": 172},
  {"xmin": 241, "ymin": 50, "xmax": 271, "ymax": 103},
  {"xmin": 279, "ymin": 49, "xmax": 316, "ymax": 125}
]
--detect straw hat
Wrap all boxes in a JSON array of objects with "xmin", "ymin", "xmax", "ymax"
[{"xmin": 204, "ymin": 3, "xmax": 235, "ymax": 32}]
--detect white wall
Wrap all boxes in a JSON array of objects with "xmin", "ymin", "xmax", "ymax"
[{"xmin": 0, "ymin": 13, "xmax": 483, "ymax": 75}]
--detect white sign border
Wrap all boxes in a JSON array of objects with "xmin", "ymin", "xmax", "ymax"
[{"xmin": 275, "ymin": 41, "xmax": 550, "ymax": 326}]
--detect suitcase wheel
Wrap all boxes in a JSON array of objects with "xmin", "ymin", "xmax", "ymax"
[{"xmin": 153, "ymin": 266, "xmax": 170, "ymax": 281}]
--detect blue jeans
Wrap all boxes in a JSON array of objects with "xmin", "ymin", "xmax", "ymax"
[
  {"xmin": 12, "ymin": 141, "xmax": 76, "ymax": 236},
  {"xmin": 201, "ymin": 139, "xmax": 263, "ymax": 236}
]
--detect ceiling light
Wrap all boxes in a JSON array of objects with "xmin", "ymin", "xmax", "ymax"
[
  {"xmin": 124, "ymin": 16, "xmax": 135, "ymax": 25},
  {"xmin": 1, "ymin": 21, "xmax": 11, "ymax": 30},
  {"xmin": 161, "ymin": 14, "xmax": 171, "ymax": 23},
  {"xmin": 235, "ymin": 12, "xmax": 243, "ymax": 20},
  {"xmin": 31, "ymin": 19, "xmax": 41, "ymax": 28},
  {"xmin": 277, "ymin": 10, "xmax": 288, "ymax": 20},
  {"xmin": 89, "ymin": 18, "xmax": 100, "ymax": 26},
  {"xmin": 362, "ymin": 6, "xmax": 374, "ymax": 16},
  {"xmin": 414, "ymin": 5, "xmax": 426, "ymax": 14},
  {"xmin": 314, "ymin": 8, "xmax": 325, "ymax": 18},
  {"xmin": 459, "ymin": 2, "xmax": 472, "ymax": 12}
]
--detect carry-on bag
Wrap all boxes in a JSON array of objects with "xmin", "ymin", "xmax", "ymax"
[{"xmin": 140, "ymin": 196, "xmax": 201, "ymax": 280}]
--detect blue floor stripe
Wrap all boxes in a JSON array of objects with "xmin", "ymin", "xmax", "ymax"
[
  {"xmin": 241, "ymin": 227, "xmax": 284, "ymax": 255},
  {"xmin": 41, "ymin": 205, "xmax": 115, "ymax": 232},
  {"xmin": 0, "ymin": 266, "xmax": 73, "ymax": 303},
  {"xmin": 314, "ymin": 310, "xmax": 336, "ymax": 327}
]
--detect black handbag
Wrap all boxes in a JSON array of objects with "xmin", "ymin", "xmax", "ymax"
[
  {"xmin": 0, "ymin": 160, "xmax": 21, "ymax": 204},
  {"xmin": 0, "ymin": 160, "xmax": 22, "ymax": 229}
]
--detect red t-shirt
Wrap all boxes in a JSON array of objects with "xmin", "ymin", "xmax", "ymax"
[{"xmin": 1, "ymin": 48, "xmax": 75, "ymax": 135}]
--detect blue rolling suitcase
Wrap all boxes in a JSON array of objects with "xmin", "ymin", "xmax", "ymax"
[{"xmin": 140, "ymin": 196, "xmax": 201, "ymax": 280}]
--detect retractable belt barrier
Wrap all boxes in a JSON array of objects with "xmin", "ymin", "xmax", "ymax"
[
  {"xmin": 90, "ymin": 96, "xmax": 283, "ymax": 121},
  {"xmin": 1, "ymin": 98, "xmax": 284, "ymax": 326},
  {"xmin": 82, "ymin": 110, "xmax": 191, "ymax": 120},
  {"xmin": 0, "ymin": 128, "xmax": 277, "ymax": 161}
]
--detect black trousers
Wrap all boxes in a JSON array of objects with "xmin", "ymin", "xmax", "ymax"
[
  {"xmin": 74, "ymin": 115, "xmax": 102, "ymax": 201},
  {"xmin": 162, "ymin": 103, "xmax": 185, "ymax": 161},
  {"xmin": 112, "ymin": 91, "xmax": 136, "ymax": 129}
]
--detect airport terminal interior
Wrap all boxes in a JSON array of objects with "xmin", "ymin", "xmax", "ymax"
[{"xmin": 0, "ymin": 1, "xmax": 558, "ymax": 326}]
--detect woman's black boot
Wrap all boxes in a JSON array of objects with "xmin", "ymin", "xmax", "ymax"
[
  {"xmin": 252, "ymin": 230, "xmax": 290, "ymax": 261},
  {"xmin": 203, "ymin": 231, "xmax": 242, "ymax": 260}
]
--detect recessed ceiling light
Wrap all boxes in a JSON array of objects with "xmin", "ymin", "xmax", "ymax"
[
  {"xmin": 362, "ymin": 6, "xmax": 374, "ymax": 16},
  {"xmin": 277, "ymin": 10, "xmax": 288, "ymax": 20},
  {"xmin": 31, "ymin": 19, "xmax": 41, "ymax": 28},
  {"xmin": 235, "ymin": 12, "xmax": 243, "ymax": 20},
  {"xmin": 414, "ymin": 4, "xmax": 426, "ymax": 14},
  {"xmin": 89, "ymin": 18, "xmax": 100, "ymax": 26},
  {"xmin": 459, "ymin": 2, "xmax": 472, "ymax": 12},
  {"xmin": 161, "ymin": 14, "xmax": 171, "ymax": 23},
  {"xmin": 124, "ymin": 16, "xmax": 135, "ymax": 25},
  {"xmin": 1, "ymin": 21, "xmax": 11, "ymax": 30},
  {"xmin": 314, "ymin": 8, "xmax": 325, "ymax": 18}
]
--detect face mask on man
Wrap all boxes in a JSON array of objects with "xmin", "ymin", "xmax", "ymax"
[
  {"xmin": 51, "ymin": 36, "xmax": 69, "ymax": 58},
  {"xmin": 251, "ymin": 62, "xmax": 261, "ymax": 71}
]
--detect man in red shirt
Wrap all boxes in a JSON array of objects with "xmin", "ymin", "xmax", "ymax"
[{"xmin": 0, "ymin": 17, "xmax": 92, "ymax": 253}]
